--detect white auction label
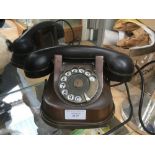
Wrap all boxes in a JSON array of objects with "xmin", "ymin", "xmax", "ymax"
[{"xmin": 65, "ymin": 110, "xmax": 86, "ymax": 120}]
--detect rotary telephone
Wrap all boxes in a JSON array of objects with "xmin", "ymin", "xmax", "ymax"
[{"xmin": 11, "ymin": 21, "xmax": 134, "ymax": 129}]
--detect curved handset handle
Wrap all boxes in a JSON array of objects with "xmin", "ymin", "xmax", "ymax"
[
  {"xmin": 12, "ymin": 21, "xmax": 64, "ymax": 54},
  {"xmin": 24, "ymin": 45, "xmax": 134, "ymax": 82}
]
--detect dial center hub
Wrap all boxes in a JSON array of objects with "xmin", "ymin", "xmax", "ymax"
[{"xmin": 74, "ymin": 79, "xmax": 84, "ymax": 88}]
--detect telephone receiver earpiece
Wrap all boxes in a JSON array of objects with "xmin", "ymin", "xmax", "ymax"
[{"xmin": 24, "ymin": 45, "xmax": 134, "ymax": 82}]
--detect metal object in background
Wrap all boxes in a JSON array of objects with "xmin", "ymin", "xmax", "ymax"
[
  {"xmin": 87, "ymin": 19, "xmax": 99, "ymax": 41},
  {"xmin": 96, "ymin": 20, "xmax": 106, "ymax": 46},
  {"xmin": 87, "ymin": 19, "xmax": 99, "ymax": 29},
  {"xmin": 87, "ymin": 19, "xmax": 116, "ymax": 46},
  {"xmin": 96, "ymin": 19, "xmax": 116, "ymax": 47}
]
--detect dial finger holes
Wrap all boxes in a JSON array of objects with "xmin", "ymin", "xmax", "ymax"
[
  {"xmin": 89, "ymin": 76, "xmax": 96, "ymax": 82},
  {"xmin": 65, "ymin": 71, "xmax": 72, "ymax": 76},
  {"xmin": 75, "ymin": 96, "xmax": 82, "ymax": 103},
  {"xmin": 67, "ymin": 94, "xmax": 74, "ymax": 101},
  {"xmin": 78, "ymin": 68, "xmax": 85, "ymax": 73},
  {"xmin": 59, "ymin": 82, "xmax": 66, "ymax": 89},
  {"xmin": 61, "ymin": 76, "xmax": 67, "ymax": 82},
  {"xmin": 71, "ymin": 68, "xmax": 78, "ymax": 73},
  {"xmin": 85, "ymin": 71, "xmax": 91, "ymax": 77},
  {"xmin": 61, "ymin": 89, "xmax": 68, "ymax": 96}
]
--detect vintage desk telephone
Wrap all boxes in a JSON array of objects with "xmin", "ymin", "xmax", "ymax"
[{"xmin": 10, "ymin": 20, "xmax": 155, "ymax": 134}]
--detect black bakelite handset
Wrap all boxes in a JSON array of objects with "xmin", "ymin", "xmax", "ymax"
[
  {"xmin": 11, "ymin": 21, "xmax": 134, "ymax": 129},
  {"xmin": 24, "ymin": 45, "xmax": 134, "ymax": 82},
  {"xmin": 11, "ymin": 21, "xmax": 64, "ymax": 68}
]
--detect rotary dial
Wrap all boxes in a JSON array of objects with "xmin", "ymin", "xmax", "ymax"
[{"xmin": 58, "ymin": 67, "xmax": 99, "ymax": 104}]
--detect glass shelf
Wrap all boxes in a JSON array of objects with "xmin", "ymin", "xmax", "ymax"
[
  {"xmin": 0, "ymin": 77, "xmax": 130, "ymax": 135},
  {"xmin": 118, "ymin": 76, "xmax": 155, "ymax": 134}
]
